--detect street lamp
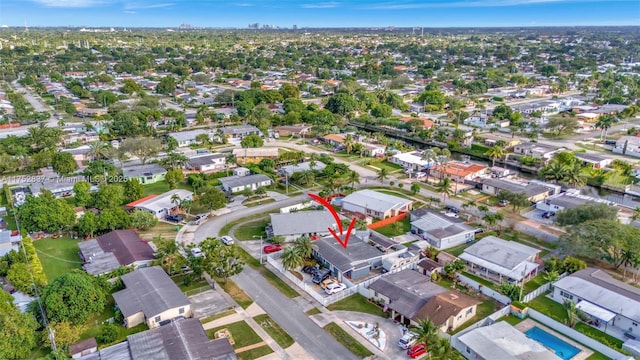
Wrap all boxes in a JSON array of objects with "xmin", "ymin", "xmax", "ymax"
[{"xmin": 253, "ymin": 235, "xmax": 264, "ymax": 264}]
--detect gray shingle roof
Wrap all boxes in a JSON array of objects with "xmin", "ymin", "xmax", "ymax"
[
  {"xmin": 270, "ymin": 210, "xmax": 336, "ymax": 236},
  {"xmin": 278, "ymin": 161, "xmax": 327, "ymax": 177},
  {"xmin": 122, "ymin": 164, "xmax": 167, "ymax": 178},
  {"xmin": 187, "ymin": 153, "xmax": 226, "ymax": 167},
  {"xmin": 314, "ymin": 234, "xmax": 384, "ymax": 272},
  {"xmin": 341, "ymin": 190, "xmax": 412, "ymax": 214},
  {"xmin": 113, "ymin": 267, "xmax": 190, "ymax": 319},
  {"xmin": 167, "ymin": 129, "xmax": 210, "ymax": 143},
  {"xmin": 220, "ymin": 125, "xmax": 260, "ymax": 135},
  {"xmin": 219, "ymin": 174, "xmax": 272, "ymax": 189},
  {"xmin": 461, "ymin": 236, "xmax": 539, "ymax": 270},
  {"xmin": 410, "ymin": 209, "xmax": 475, "ymax": 240}
]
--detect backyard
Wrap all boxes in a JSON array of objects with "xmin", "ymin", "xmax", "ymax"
[
  {"xmin": 205, "ymin": 320, "xmax": 273, "ymax": 360},
  {"xmin": 33, "ymin": 237, "xmax": 82, "ymax": 281},
  {"xmin": 374, "ymin": 218, "xmax": 411, "ymax": 237},
  {"xmin": 142, "ymin": 180, "xmax": 193, "ymax": 196}
]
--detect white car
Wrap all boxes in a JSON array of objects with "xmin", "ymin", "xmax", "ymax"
[
  {"xmin": 415, "ymin": 172, "xmax": 427, "ymax": 179},
  {"xmin": 398, "ymin": 332, "xmax": 417, "ymax": 349},
  {"xmin": 221, "ymin": 236, "xmax": 234, "ymax": 246},
  {"xmin": 325, "ymin": 283, "xmax": 347, "ymax": 295},
  {"xmin": 190, "ymin": 247, "xmax": 204, "ymax": 258}
]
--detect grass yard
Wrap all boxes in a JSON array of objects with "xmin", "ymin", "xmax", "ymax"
[
  {"xmin": 137, "ymin": 221, "xmax": 180, "ymax": 241},
  {"xmin": 365, "ymin": 159, "xmax": 404, "ymax": 173},
  {"xmin": 522, "ymin": 274, "xmax": 549, "ymax": 294},
  {"xmin": 376, "ymin": 189, "xmax": 412, "ymax": 199},
  {"xmin": 142, "ymin": 180, "xmax": 193, "ymax": 196},
  {"xmin": 171, "ymin": 274, "xmax": 210, "ymax": 293},
  {"xmin": 445, "ymin": 243, "xmax": 472, "ymax": 257},
  {"xmin": 450, "ymin": 300, "xmax": 499, "ymax": 335},
  {"xmin": 243, "ymin": 198, "xmax": 276, "ymax": 207},
  {"xmin": 461, "ymin": 272, "xmax": 499, "ymax": 291},
  {"xmin": 574, "ymin": 323, "xmax": 625, "ymax": 351},
  {"xmin": 526, "ymin": 292, "xmax": 567, "ymax": 323},
  {"xmin": 237, "ymin": 345, "xmax": 274, "ymax": 360},
  {"xmin": 327, "ymin": 294, "xmax": 386, "ymax": 318},
  {"xmin": 501, "ymin": 315, "xmax": 526, "ymax": 326},
  {"xmin": 374, "ymin": 218, "xmax": 412, "ymax": 237},
  {"xmin": 254, "ymin": 314, "xmax": 295, "ymax": 348},
  {"xmin": 200, "ymin": 309, "xmax": 236, "ymax": 324},
  {"xmin": 233, "ymin": 218, "xmax": 269, "ymax": 240},
  {"xmin": 323, "ymin": 322, "xmax": 374, "ymax": 358},
  {"xmin": 80, "ymin": 297, "xmax": 149, "ymax": 348},
  {"xmin": 33, "ymin": 237, "xmax": 82, "ymax": 281},
  {"xmin": 205, "ymin": 320, "xmax": 263, "ymax": 349},
  {"xmin": 305, "ymin": 307, "xmax": 322, "ymax": 316},
  {"xmin": 217, "ymin": 278, "xmax": 253, "ymax": 309}
]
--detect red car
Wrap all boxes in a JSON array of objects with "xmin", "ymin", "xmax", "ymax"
[
  {"xmin": 263, "ymin": 244, "xmax": 282, "ymax": 254},
  {"xmin": 407, "ymin": 344, "xmax": 426, "ymax": 359}
]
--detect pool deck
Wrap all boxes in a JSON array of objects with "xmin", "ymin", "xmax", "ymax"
[{"xmin": 515, "ymin": 319, "xmax": 593, "ymax": 360}]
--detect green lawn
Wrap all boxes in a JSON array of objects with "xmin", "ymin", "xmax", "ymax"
[
  {"xmin": 323, "ymin": 322, "xmax": 374, "ymax": 358},
  {"xmin": 237, "ymin": 345, "xmax": 274, "ymax": 360},
  {"xmin": 217, "ymin": 278, "xmax": 253, "ymax": 309},
  {"xmin": 33, "ymin": 237, "xmax": 82, "ymax": 281},
  {"xmin": 306, "ymin": 307, "xmax": 322, "ymax": 316},
  {"xmin": 445, "ymin": 243, "xmax": 472, "ymax": 257},
  {"xmin": 376, "ymin": 189, "xmax": 412, "ymax": 199},
  {"xmin": 171, "ymin": 274, "xmax": 210, "ymax": 293},
  {"xmin": 523, "ymin": 274, "xmax": 549, "ymax": 294},
  {"xmin": 254, "ymin": 314, "xmax": 295, "ymax": 348},
  {"xmin": 200, "ymin": 309, "xmax": 236, "ymax": 324},
  {"xmin": 327, "ymin": 294, "xmax": 386, "ymax": 318},
  {"xmin": 243, "ymin": 198, "xmax": 276, "ymax": 207},
  {"xmin": 586, "ymin": 352, "xmax": 614, "ymax": 360},
  {"xmin": 142, "ymin": 180, "xmax": 193, "ymax": 196},
  {"xmin": 450, "ymin": 300, "xmax": 498, "ymax": 334},
  {"xmin": 365, "ymin": 159, "xmax": 404, "ymax": 173},
  {"xmin": 80, "ymin": 297, "xmax": 149, "ymax": 348},
  {"xmin": 205, "ymin": 320, "xmax": 263, "ymax": 349},
  {"xmin": 501, "ymin": 315, "xmax": 526, "ymax": 326},
  {"xmin": 233, "ymin": 218, "xmax": 269, "ymax": 240},
  {"xmin": 461, "ymin": 272, "xmax": 500, "ymax": 291},
  {"xmin": 526, "ymin": 292, "xmax": 568, "ymax": 323},
  {"xmin": 375, "ymin": 218, "xmax": 411, "ymax": 237},
  {"xmin": 574, "ymin": 323, "xmax": 624, "ymax": 351}
]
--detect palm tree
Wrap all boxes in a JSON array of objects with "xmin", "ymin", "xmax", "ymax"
[
  {"xmin": 483, "ymin": 212, "xmax": 504, "ymax": 231},
  {"xmin": 421, "ymin": 148, "xmax": 437, "ymax": 182},
  {"xmin": 299, "ymin": 170, "xmax": 316, "ymax": 186},
  {"xmin": 564, "ymin": 300, "xmax": 580, "ymax": 328},
  {"xmin": 564, "ymin": 163, "xmax": 587, "ymax": 187},
  {"xmin": 436, "ymin": 178, "xmax": 454, "ymax": 202},
  {"xmin": 429, "ymin": 337, "xmax": 457, "ymax": 359},
  {"xmin": 377, "ymin": 168, "xmax": 389, "ymax": 184},
  {"xmin": 281, "ymin": 247, "xmax": 304, "ymax": 271},
  {"xmin": 540, "ymin": 161, "xmax": 569, "ymax": 183},
  {"xmin": 595, "ymin": 114, "xmax": 619, "ymax": 141},
  {"xmin": 485, "ymin": 145, "xmax": 507, "ymax": 167},
  {"xmin": 343, "ymin": 134, "xmax": 355, "ymax": 154},
  {"xmin": 294, "ymin": 235, "xmax": 313, "ymax": 258},
  {"xmin": 154, "ymin": 236, "xmax": 186, "ymax": 275},
  {"xmin": 411, "ymin": 319, "xmax": 439, "ymax": 349},
  {"xmin": 348, "ymin": 170, "xmax": 360, "ymax": 189},
  {"xmin": 87, "ymin": 141, "xmax": 108, "ymax": 161},
  {"xmin": 171, "ymin": 193, "xmax": 182, "ymax": 211}
]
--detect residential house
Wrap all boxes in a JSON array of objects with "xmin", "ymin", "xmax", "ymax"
[
  {"xmin": 456, "ymin": 321, "xmax": 561, "ymax": 360},
  {"xmin": 459, "ymin": 236, "xmax": 541, "ymax": 284},
  {"xmin": 536, "ymin": 189, "xmax": 617, "ymax": 213},
  {"xmin": 480, "ymin": 133, "xmax": 521, "ymax": 148},
  {"xmin": 78, "ymin": 230, "xmax": 155, "ymax": 276},
  {"xmin": 233, "ymin": 167, "xmax": 251, "ymax": 177},
  {"xmin": 219, "ymin": 174, "xmax": 273, "ymax": 193},
  {"xmin": 409, "ymin": 208, "xmax": 477, "ymax": 250},
  {"xmin": 574, "ymin": 152, "xmax": 613, "ymax": 169},
  {"xmin": 128, "ymin": 189, "xmax": 193, "ymax": 219},
  {"xmin": 390, "ymin": 151, "xmax": 433, "ymax": 172},
  {"xmin": 513, "ymin": 142, "xmax": 561, "ymax": 161},
  {"xmin": 362, "ymin": 143, "xmax": 386, "ymax": 157},
  {"xmin": 113, "ymin": 266, "xmax": 192, "ymax": 329},
  {"xmin": 341, "ymin": 189, "xmax": 413, "ymax": 219},
  {"xmin": 551, "ymin": 268, "xmax": 640, "ymax": 338},
  {"xmin": 122, "ymin": 164, "xmax": 167, "ymax": 185},
  {"xmin": 480, "ymin": 178, "xmax": 552, "ymax": 202},
  {"xmin": 268, "ymin": 210, "xmax": 337, "ymax": 242},
  {"xmin": 399, "ymin": 117, "xmax": 435, "ymax": 128},
  {"xmin": 0, "ymin": 230, "xmax": 21, "ymax": 257},
  {"xmin": 78, "ymin": 318, "xmax": 236, "ymax": 360},
  {"xmin": 278, "ymin": 161, "xmax": 326, "ymax": 177},
  {"xmin": 232, "ymin": 147, "xmax": 279, "ymax": 164},
  {"xmin": 274, "ymin": 125, "xmax": 312, "ymax": 137},
  {"xmin": 613, "ymin": 136, "xmax": 640, "ymax": 158},
  {"xmin": 167, "ymin": 129, "xmax": 212, "ymax": 147},
  {"xmin": 62, "ymin": 145, "xmax": 92, "ymax": 162},
  {"xmin": 70, "ymin": 338, "xmax": 98, "ymax": 359},
  {"xmin": 220, "ymin": 125, "xmax": 261, "ymax": 139},
  {"xmin": 29, "ymin": 176, "xmax": 92, "ymax": 198},
  {"xmin": 428, "ymin": 161, "xmax": 488, "ymax": 183},
  {"xmin": 416, "ymin": 258, "xmax": 442, "ymax": 278},
  {"xmin": 185, "ymin": 153, "xmax": 227, "ymax": 173},
  {"xmin": 414, "ymin": 292, "xmax": 481, "ymax": 332},
  {"xmin": 322, "ymin": 134, "xmax": 345, "ymax": 147}
]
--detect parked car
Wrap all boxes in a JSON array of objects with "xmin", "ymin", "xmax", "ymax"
[
  {"xmin": 302, "ymin": 265, "xmax": 319, "ymax": 275},
  {"xmin": 398, "ymin": 332, "xmax": 417, "ymax": 349},
  {"xmin": 263, "ymin": 244, "xmax": 282, "ymax": 254},
  {"xmin": 542, "ymin": 211, "xmax": 556, "ymax": 219},
  {"xmin": 444, "ymin": 205, "xmax": 459, "ymax": 213},
  {"xmin": 407, "ymin": 344, "xmax": 427, "ymax": 359},
  {"xmin": 415, "ymin": 172, "xmax": 427, "ymax": 179},
  {"xmin": 312, "ymin": 269, "xmax": 331, "ymax": 284},
  {"xmin": 165, "ymin": 214, "xmax": 184, "ymax": 222},
  {"xmin": 190, "ymin": 247, "xmax": 204, "ymax": 258},
  {"xmin": 498, "ymin": 199, "xmax": 509, "ymax": 207},
  {"xmin": 325, "ymin": 282, "xmax": 347, "ymax": 295},
  {"xmin": 221, "ymin": 236, "xmax": 234, "ymax": 245},
  {"xmin": 321, "ymin": 278, "xmax": 339, "ymax": 289}
]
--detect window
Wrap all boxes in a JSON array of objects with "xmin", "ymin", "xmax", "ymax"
[
  {"xmin": 465, "ymin": 346, "xmax": 471, "ymax": 354},
  {"xmin": 374, "ymin": 292, "xmax": 378, "ymax": 297},
  {"xmin": 560, "ymin": 290, "xmax": 574, "ymax": 300},
  {"xmin": 154, "ymin": 316, "xmax": 161, "ymax": 323},
  {"xmin": 466, "ymin": 308, "xmax": 473, "ymax": 315},
  {"xmin": 179, "ymin": 307, "xmax": 185, "ymax": 314}
]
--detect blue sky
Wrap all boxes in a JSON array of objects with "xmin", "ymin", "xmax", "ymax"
[{"xmin": 1, "ymin": 0, "xmax": 638, "ymax": 28}]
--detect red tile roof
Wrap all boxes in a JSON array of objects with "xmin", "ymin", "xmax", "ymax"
[{"xmin": 126, "ymin": 194, "xmax": 157, "ymax": 207}]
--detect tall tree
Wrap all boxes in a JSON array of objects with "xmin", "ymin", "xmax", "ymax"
[
  {"xmin": 294, "ymin": 235, "xmax": 313, "ymax": 259},
  {"xmin": 281, "ymin": 247, "xmax": 304, "ymax": 271},
  {"xmin": 436, "ymin": 178, "xmax": 454, "ymax": 202},
  {"xmin": 200, "ymin": 238, "xmax": 245, "ymax": 283},
  {"xmin": 485, "ymin": 145, "xmax": 506, "ymax": 167},
  {"xmin": 595, "ymin": 114, "xmax": 619, "ymax": 140},
  {"xmin": 119, "ymin": 137, "xmax": 163, "ymax": 164},
  {"xmin": 40, "ymin": 271, "xmax": 107, "ymax": 325},
  {"xmin": 377, "ymin": 168, "xmax": 389, "ymax": 184},
  {"xmin": 0, "ymin": 307, "xmax": 39, "ymax": 360},
  {"xmin": 411, "ymin": 319, "xmax": 439, "ymax": 348},
  {"xmin": 51, "ymin": 152, "xmax": 78, "ymax": 175},
  {"xmin": 153, "ymin": 237, "xmax": 186, "ymax": 276},
  {"xmin": 198, "ymin": 186, "xmax": 228, "ymax": 215}
]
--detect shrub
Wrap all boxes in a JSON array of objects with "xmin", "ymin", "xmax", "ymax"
[{"xmin": 97, "ymin": 323, "xmax": 119, "ymax": 344}]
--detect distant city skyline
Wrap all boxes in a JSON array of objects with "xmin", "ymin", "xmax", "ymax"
[{"xmin": 0, "ymin": 0, "xmax": 638, "ymax": 28}]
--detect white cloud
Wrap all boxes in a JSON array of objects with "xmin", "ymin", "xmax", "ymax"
[
  {"xmin": 124, "ymin": 2, "xmax": 174, "ymax": 10},
  {"xmin": 31, "ymin": 0, "xmax": 106, "ymax": 7},
  {"xmin": 364, "ymin": 0, "xmax": 624, "ymax": 10},
  {"xmin": 301, "ymin": 2, "xmax": 339, "ymax": 8},
  {"xmin": 235, "ymin": 3, "xmax": 254, "ymax": 6}
]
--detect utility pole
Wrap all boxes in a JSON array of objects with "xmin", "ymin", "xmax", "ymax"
[
  {"xmin": 519, "ymin": 264, "xmax": 528, "ymax": 302},
  {"xmin": 254, "ymin": 235, "xmax": 264, "ymax": 264}
]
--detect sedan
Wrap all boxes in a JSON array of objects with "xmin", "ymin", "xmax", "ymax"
[
  {"xmin": 221, "ymin": 236, "xmax": 234, "ymax": 245},
  {"xmin": 325, "ymin": 283, "xmax": 347, "ymax": 295},
  {"xmin": 263, "ymin": 244, "xmax": 282, "ymax": 254},
  {"xmin": 321, "ymin": 278, "xmax": 339, "ymax": 289},
  {"xmin": 407, "ymin": 344, "xmax": 427, "ymax": 359}
]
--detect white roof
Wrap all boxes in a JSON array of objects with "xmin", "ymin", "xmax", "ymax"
[
  {"xmin": 458, "ymin": 322, "xmax": 560, "ymax": 360},
  {"xmin": 270, "ymin": 210, "xmax": 336, "ymax": 236},
  {"xmin": 391, "ymin": 151, "xmax": 433, "ymax": 167},
  {"xmin": 460, "ymin": 236, "xmax": 540, "ymax": 281},
  {"xmin": 341, "ymin": 189, "xmax": 412, "ymax": 214},
  {"xmin": 134, "ymin": 189, "xmax": 193, "ymax": 213},
  {"xmin": 576, "ymin": 300, "xmax": 616, "ymax": 322}
]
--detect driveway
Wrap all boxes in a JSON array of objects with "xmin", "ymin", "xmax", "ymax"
[
  {"xmin": 233, "ymin": 267, "xmax": 358, "ymax": 360},
  {"xmin": 189, "ymin": 289, "xmax": 233, "ymax": 318}
]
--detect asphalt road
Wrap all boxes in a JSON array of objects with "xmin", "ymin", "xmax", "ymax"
[{"xmin": 233, "ymin": 267, "xmax": 359, "ymax": 360}]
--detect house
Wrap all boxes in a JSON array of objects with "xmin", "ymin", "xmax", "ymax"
[
  {"xmin": 113, "ymin": 266, "xmax": 192, "ymax": 329},
  {"xmin": 381, "ymin": 250, "xmax": 420, "ymax": 273},
  {"xmin": 480, "ymin": 178, "xmax": 552, "ymax": 203},
  {"xmin": 122, "ymin": 164, "xmax": 167, "ymax": 185},
  {"xmin": 274, "ymin": 125, "xmax": 312, "ymax": 137},
  {"xmin": 414, "ymin": 291, "xmax": 481, "ymax": 332},
  {"xmin": 78, "ymin": 318, "xmax": 236, "ymax": 360},
  {"xmin": 390, "ymin": 151, "xmax": 433, "ymax": 172},
  {"xmin": 459, "ymin": 236, "xmax": 541, "ymax": 284},
  {"xmin": 220, "ymin": 125, "xmax": 261, "ymax": 138},
  {"xmin": 167, "ymin": 129, "xmax": 212, "ymax": 147},
  {"xmin": 416, "ymin": 258, "xmax": 442, "ymax": 277},
  {"xmin": 536, "ymin": 189, "xmax": 617, "ymax": 213},
  {"xmin": 186, "ymin": 153, "xmax": 227, "ymax": 173},
  {"xmin": 409, "ymin": 209, "xmax": 477, "ymax": 250},
  {"xmin": 0, "ymin": 230, "xmax": 21, "ymax": 257},
  {"xmin": 428, "ymin": 161, "xmax": 487, "ymax": 183},
  {"xmin": 29, "ymin": 176, "xmax": 90, "ymax": 198},
  {"xmin": 78, "ymin": 230, "xmax": 155, "ymax": 275},
  {"xmin": 219, "ymin": 174, "xmax": 273, "ymax": 193},
  {"xmin": 614, "ymin": 136, "xmax": 640, "ymax": 158},
  {"xmin": 513, "ymin": 142, "xmax": 561, "ymax": 161},
  {"xmin": 551, "ymin": 268, "xmax": 640, "ymax": 338},
  {"xmin": 278, "ymin": 161, "xmax": 326, "ymax": 177},
  {"xmin": 232, "ymin": 147, "xmax": 279, "ymax": 164},
  {"xmin": 574, "ymin": 152, "xmax": 613, "ymax": 169},
  {"xmin": 128, "ymin": 189, "xmax": 193, "ymax": 219},
  {"xmin": 62, "ymin": 145, "xmax": 92, "ymax": 162},
  {"xmin": 456, "ymin": 321, "xmax": 561, "ymax": 360},
  {"xmin": 233, "ymin": 167, "xmax": 251, "ymax": 177},
  {"xmin": 480, "ymin": 133, "xmax": 521, "ymax": 148},
  {"xmin": 399, "ymin": 117, "xmax": 435, "ymax": 128},
  {"xmin": 70, "ymin": 338, "xmax": 97, "ymax": 359},
  {"xmin": 341, "ymin": 190, "xmax": 413, "ymax": 219},
  {"xmin": 268, "ymin": 210, "xmax": 337, "ymax": 241},
  {"xmin": 362, "ymin": 143, "xmax": 386, "ymax": 157},
  {"xmin": 322, "ymin": 133, "xmax": 345, "ymax": 146}
]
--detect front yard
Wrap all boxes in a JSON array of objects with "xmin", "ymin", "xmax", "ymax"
[
  {"xmin": 323, "ymin": 322, "xmax": 374, "ymax": 358},
  {"xmin": 233, "ymin": 218, "xmax": 269, "ymax": 240},
  {"xmin": 205, "ymin": 320, "xmax": 274, "ymax": 360},
  {"xmin": 33, "ymin": 237, "xmax": 82, "ymax": 281},
  {"xmin": 327, "ymin": 294, "xmax": 386, "ymax": 318},
  {"xmin": 374, "ymin": 218, "xmax": 412, "ymax": 237}
]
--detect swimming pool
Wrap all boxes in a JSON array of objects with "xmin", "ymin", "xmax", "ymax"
[{"xmin": 525, "ymin": 326, "xmax": 580, "ymax": 360}]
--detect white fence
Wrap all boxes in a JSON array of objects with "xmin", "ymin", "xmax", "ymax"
[
  {"xmin": 458, "ymin": 273, "xmax": 512, "ymax": 305},
  {"xmin": 521, "ymin": 272, "xmax": 568, "ymax": 303},
  {"xmin": 528, "ymin": 309, "xmax": 633, "ymax": 360},
  {"xmin": 279, "ymin": 201, "xmax": 313, "ymax": 213}
]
